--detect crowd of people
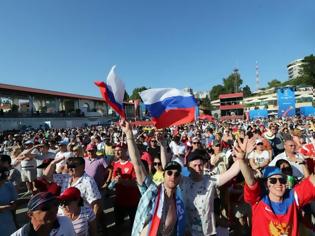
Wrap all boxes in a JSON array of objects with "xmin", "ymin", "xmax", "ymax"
[{"xmin": 0, "ymin": 116, "xmax": 315, "ymax": 235}]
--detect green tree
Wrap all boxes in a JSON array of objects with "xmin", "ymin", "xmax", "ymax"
[
  {"xmin": 267, "ymin": 79, "xmax": 282, "ymax": 88},
  {"xmin": 243, "ymin": 85, "xmax": 252, "ymax": 97},
  {"xmin": 123, "ymin": 91, "xmax": 130, "ymax": 101},
  {"xmin": 210, "ymin": 84, "xmax": 225, "ymax": 100},
  {"xmin": 284, "ymin": 55, "xmax": 315, "ymax": 87},
  {"xmin": 130, "ymin": 86, "xmax": 148, "ymax": 100},
  {"xmin": 199, "ymin": 95, "xmax": 213, "ymax": 113},
  {"xmin": 298, "ymin": 54, "xmax": 315, "ymax": 87},
  {"xmin": 223, "ymin": 69, "xmax": 243, "ymax": 93}
]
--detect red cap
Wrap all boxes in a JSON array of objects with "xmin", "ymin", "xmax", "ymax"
[
  {"xmin": 58, "ymin": 187, "xmax": 81, "ymax": 201},
  {"xmin": 86, "ymin": 143, "xmax": 97, "ymax": 151}
]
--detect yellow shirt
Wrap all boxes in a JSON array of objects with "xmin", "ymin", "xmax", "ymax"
[{"xmin": 152, "ymin": 170, "xmax": 164, "ymax": 185}]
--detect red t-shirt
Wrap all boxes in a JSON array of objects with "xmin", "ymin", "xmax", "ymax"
[
  {"xmin": 141, "ymin": 151, "xmax": 153, "ymax": 167},
  {"xmin": 244, "ymin": 178, "xmax": 315, "ymax": 236},
  {"xmin": 112, "ymin": 160, "xmax": 140, "ymax": 207}
]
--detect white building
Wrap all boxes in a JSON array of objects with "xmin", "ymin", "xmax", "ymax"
[
  {"xmin": 210, "ymin": 86, "xmax": 314, "ymax": 117},
  {"xmin": 287, "ymin": 59, "xmax": 305, "ymax": 80},
  {"xmin": 194, "ymin": 90, "xmax": 209, "ymax": 99}
]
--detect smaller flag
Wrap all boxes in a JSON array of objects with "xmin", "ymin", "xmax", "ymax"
[
  {"xmin": 95, "ymin": 66, "xmax": 126, "ymax": 119},
  {"xmin": 140, "ymin": 88, "xmax": 197, "ymax": 128}
]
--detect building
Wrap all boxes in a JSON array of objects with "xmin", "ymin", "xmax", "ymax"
[
  {"xmin": 219, "ymin": 92, "xmax": 244, "ymax": 120},
  {"xmin": 0, "ymin": 83, "xmax": 117, "ymax": 131},
  {"xmin": 211, "ymin": 86, "xmax": 315, "ymax": 118},
  {"xmin": 287, "ymin": 59, "xmax": 305, "ymax": 80},
  {"xmin": 193, "ymin": 90, "xmax": 209, "ymax": 99},
  {"xmin": 0, "ymin": 83, "xmax": 109, "ymax": 117}
]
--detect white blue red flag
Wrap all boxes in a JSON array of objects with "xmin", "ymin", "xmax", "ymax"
[
  {"xmin": 140, "ymin": 88, "xmax": 197, "ymax": 128},
  {"xmin": 95, "ymin": 65, "xmax": 126, "ymax": 119}
]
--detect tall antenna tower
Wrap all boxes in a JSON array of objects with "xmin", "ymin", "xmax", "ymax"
[{"xmin": 255, "ymin": 61, "xmax": 260, "ymax": 92}]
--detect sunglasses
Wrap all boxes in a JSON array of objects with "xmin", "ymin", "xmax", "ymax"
[
  {"xmin": 166, "ymin": 170, "xmax": 180, "ymax": 178},
  {"xmin": 154, "ymin": 162, "xmax": 162, "ymax": 166},
  {"xmin": 268, "ymin": 177, "xmax": 287, "ymax": 185},
  {"xmin": 193, "ymin": 142, "xmax": 201, "ymax": 144},
  {"xmin": 257, "ymin": 143, "xmax": 263, "ymax": 146}
]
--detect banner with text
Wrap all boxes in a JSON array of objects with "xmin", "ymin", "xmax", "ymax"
[{"xmin": 277, "ymin": 87, "xmax": 296, "ymax": 117}]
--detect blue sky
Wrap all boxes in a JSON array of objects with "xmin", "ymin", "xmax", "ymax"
[{"xmin": 0, "ymin": 0, "xmax": 314, "ymax": 97}]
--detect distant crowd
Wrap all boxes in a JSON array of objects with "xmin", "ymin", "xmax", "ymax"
[{"xmin": 0, "ymin": 116, "xmax": 315, "ymax": 236}]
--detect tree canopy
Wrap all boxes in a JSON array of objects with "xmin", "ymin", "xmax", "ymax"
[
  {"xmin": 267, "ymin": 79, "xmax": 282, "ymax": 88},
  {"xmin": 210, "ymin": 69, "xmax": 251, "ymax": 100},
  {"xmin": 129, "ymin": 86, "xmax": 148, "ymax": 100},
  {"xmin": 243, "ymin": 85, "xmax": 252, "ymax": 97},
  {"xmin": 297, "ymin": 54, "xmax": 315, "ymax": 87},
  {"xmin": 210, "ymin": 84, "xmax": 225, "ymax": 100},
  {"xmin": 223, "ymin": 70, "xmax": 243, "ymax": 93},
  {"xmin": 283, "ymin": 54, "xmax": 315, "ymax": 87}
]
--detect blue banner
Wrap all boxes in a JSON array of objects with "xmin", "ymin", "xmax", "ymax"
[
  {"xmin": 277, "ymin": 87, "xmax": 296, "ymax": 117},
  {"xmin": 300, "ymin": 106, "xmax": 315, "ymax": 116},
  {"xmin": 249, "ymin": 109, "xmax": 268, "ymax": 120}
]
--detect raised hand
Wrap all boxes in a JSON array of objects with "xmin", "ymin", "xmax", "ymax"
[
  {"xmin": 245, "ymin": 137, "xmax": 256, "ymax": 154},
  {"xmin": 119, "ymin": 119, "xmax": 132, "ymax": 136},
  {"xmin": 156, "ymin": 130, "xmax": 167, "ymax": 147},
  {"xmin": 238, "ymin": 136, "xmax": 248, "ymax": 152},
  {"xmin": 234, "ymin": 145, "xmax": 245, "ymax": 161}
]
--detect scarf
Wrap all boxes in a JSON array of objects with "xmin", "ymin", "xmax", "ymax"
[{"xmin": 148, "ymin": 184, "xmax": 185, "ymax": 236}]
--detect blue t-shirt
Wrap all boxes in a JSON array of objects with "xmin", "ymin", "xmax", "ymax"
[{"xmin": 0, "ymin": 181, "xmax": 17, "ymax": 236}]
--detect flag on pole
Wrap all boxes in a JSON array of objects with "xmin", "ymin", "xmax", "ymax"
[
  {"xmin": 95, "ymin": 65, "xmax": 126, "ymax": 119},
  {"xmin": 139, "ymin": 88, "xmax": 197, "ymax": 128}
]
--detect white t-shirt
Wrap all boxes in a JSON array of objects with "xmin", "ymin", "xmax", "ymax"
[
  {"xmin": 169, "ymin": 141, "xmax": 185, "ymax": 156},
  {"xmin": 269, "ymin": 152, "xmax": 305, "ymax": 179},
  {"xmin": 248, "ymin": 150, "xmax": 270, "ymax": 165},
  {"xmin": 180, "ymin": 175, "xmax": 219, "ymax": 236}
]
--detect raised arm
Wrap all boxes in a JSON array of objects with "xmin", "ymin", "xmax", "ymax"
[
  {"xmin": 156, "ymin": 131, "xmax": 169, "ymax": 169},
  {"xmin": 120, "ymin": 120, "xmax": 147, "ymax": 185},
  {"xmin": 236, "ymin": 138, "xmax": 256, "ymax": 186},
  {"xmin": 217, "ymin": 159, "xmax": 240, "ymax": 187},
  {"xmin": 43, "ymin": 156, "xmax": 65, "ymax": 180}
]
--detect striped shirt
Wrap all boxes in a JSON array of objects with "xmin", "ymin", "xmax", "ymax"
[{"xmin": 60, "ymin": 206, "xmax": 96, "ymax": 236}]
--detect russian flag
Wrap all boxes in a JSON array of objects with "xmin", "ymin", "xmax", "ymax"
[
  {"xmin": 95, "ymin": 65, "xmax": 126, "ymax": 119},
  {"xmin": 140, "ymin": 88, "xmax": 197, "ymax": 128}
]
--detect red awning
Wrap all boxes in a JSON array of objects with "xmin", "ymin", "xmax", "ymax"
[{"xmin": 198, "ymin": 114, "xmax": 215, "ymax": 121}]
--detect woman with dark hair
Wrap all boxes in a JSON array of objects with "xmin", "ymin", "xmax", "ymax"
[
  {"xmin": 58, "ymin": 187, "xmax": 97, "ymax": 236},
  {"xmin": 151, "ymin": 157, "xmax": 164, "ymax": 185}
]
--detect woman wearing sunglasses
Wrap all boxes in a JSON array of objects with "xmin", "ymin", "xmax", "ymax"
[
  {"xmin": 152, "ymin": 157, "xmax": 164, "ymax": 185},
  {"xmin": 237, "ymin": 143, "xmax": 315, "ymax": 236},
  {"xmin": 58, "ymin": 187, "xmax": 97, "ymax": 236}
]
